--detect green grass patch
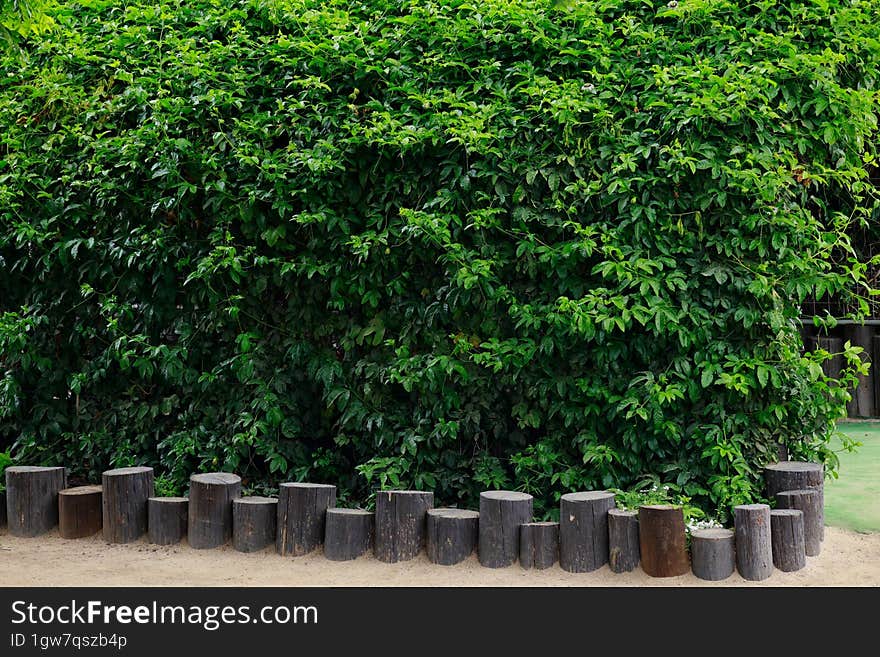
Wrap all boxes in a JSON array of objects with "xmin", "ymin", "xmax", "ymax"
[{"xmin": 825, "ymin": 422, "xmax": 880, "ymax": 533}]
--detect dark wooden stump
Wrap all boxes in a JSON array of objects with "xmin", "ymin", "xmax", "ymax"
[
  {"xmin": 765, "ymin": 461, "xmax": 824, "ymax": 540},
  {"xmin": 102, "ymin": 466, "xmax": 154, "ymax": 544},
  {"xmin": 770, "ymin": 509, "xmax": 806, "ymax": 572},
  {"xmin": 276, "ymin": 482, "xmax": 336, "ymax": 557},
  {"xmin": 519, "ymin": 522, "xmax": 559, "ymax": 570},
  {"xmin": 776, "ymin": 489, "xmax": 821, "ymax": 557},
  {"xmin": 375, "ymin": 490, "xmax": 434, "ymax": 563},
  {"xmin": 0, "ymin": 491, "xmax": 6, "ymax": 528},
  {"xmin": 638, "ymin": 505, "xmax": 690, "ymax": 577},
  {"xmin": 58, "ymin": 485, "xmax": 102, "ymax": 539},
  {"xmin": 479, "ymin": 490, "xmax": 533, "ymax": 568},
  {"xmin": 608, "ymin": 509, "xmax": 640, "ymax": 574},
  {"xmin": 690, "ymin": 528, "xmax": 735, "ymax": 581},
  {"xmin": 426, "ymin": 508, "xmax": 479, "ymax": 566},
  {"xmin": 734, "ymin": 503, "xmax": 773, "ymax": 581},
  {"xmin": 188, "ymin": 472, "xmax": 241, "ymax": 549},
  {"xmin": 233, "ymin": 496, "xmax": 277, "ymax": 553},
  {"xmin": 324, "ymin": 508, "xmax": 374, "ymax": 561},
  {"xmin": 559, "ymin": 491, "xmax": 615, "ymax": 573},
  {"xmin": 148, "ymin": 497, "xmax": 188, "ymax": 545},
  {"xmin": 5, "ymin": 466, "xmax": 67, "ymax": 537}
]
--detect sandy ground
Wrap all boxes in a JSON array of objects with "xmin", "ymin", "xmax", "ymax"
[{"xmin": 1, "ymin": 526, "xmax": 877, "ymax": 586}]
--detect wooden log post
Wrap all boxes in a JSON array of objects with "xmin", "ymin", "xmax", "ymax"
[
  {"xmin": 844, "ymin": 324, "xmax": 874, "ymax": 418},
  {"xmin": 0, "ymin": 491, "xmax": 6, "ymax": 528},
  {"xmin": 426, "ymin": 508, "xmax": 479, "ymax": 566},
  {"xmin": 375, "ymin": 490, "xmax": 434, "ymax": 563},
  {"xmin": 233, "ymin": 497, "xmax": 277, "ymax": 553},
  {"xmin": 690, "ymin": 528, "xmax": 736, "ymax": 581},
  {"xmin": 776, "ymin": 489, "xmax": 821, "ymax": 557},
  {"xmin": 58, "ymin": 485, "xmax": 103, "ymax": 539},
  {"xmin": 765, "ymin": 461, "xmax": 824, "ymax": 540},
  {"xmin": 5, "ymin": 466, "xmax": 67, "ymax": 537},
  {"xmin": 102, "ymin": 467, "xmax": 154, "ymax": 544},
  {"xmin": 148, "ymin": 497, "xmax": 188, "ymax": 545},
  {"xmin": 734, "ymin": 503, "xmax": 773, "ymax": 581},
  {"xmin": 276, "ymin": 482, "xmax": 336, "ymax": 557},
  {"xmin": 770, "ymin": 509, "xmax": 806, "ymax": 572},
  {"xmin": 638, "ymin": 505, "xmax": 690, "ymax": 577},
  {"xmin": 324, "ymin": 509, "xmax": 374, "ymax": 561},
  {"xmin": 188, "ymin": 472, "xmax": 241, "ymax": 549},
  {"xmin": 479, "ymin": 490, "xmax": 533, "ymax": 568},
  {"xmin": 608, "ymin": 509, "xmax": 640, "ymax": 574},
  {"xmin": 559, "ymin": 491, "xmax": 616, "ymax": 573},
  {"xmin": 519, "ymin": 522, "xmax": 559, "ymax": 570}
]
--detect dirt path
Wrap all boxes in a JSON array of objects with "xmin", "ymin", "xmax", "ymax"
[{"xmin": 1, "ymin": 526, "xmax": 877, "ymax": 586}]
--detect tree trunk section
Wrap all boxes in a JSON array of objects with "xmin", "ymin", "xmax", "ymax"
[
  {"xmin": 233, "ymin": 496, "xmax": 277, "ymax": 553},
  {"xmin": 775, "ymin": 489, "xmax": 821, "ymax": 557},
  {"xmin": 374, "ymin": 490, "xmax": 434, "ymax": 563},
  {"xmin": 690, "ymin": 528, "xmax": 735, "ymax": 581},
  {"xmin": 770, "ymin": 509, "xmax": 806, "ymax": 572},
  {"xmin": 608, "ymin": 509, "xmax": 640, "ymax": 574},
  {"xmin": 187, "ymin": 472, "xmax": 241, "ymax": 549},
  {"xmin": 764, "ymin": 461, "xmax": 824, "ymax": 540},
  {"xmin": 0, "ymin": 491, "xmax": 6, "ymax": 528},
  {"xmin": 638, "ymin": 505, "xmax": 690, "ymax": 577},
  {"xmin": 479, "ymin": 490, "xmax": 533, "ymax": 568},
  {"xmin": 102, "ymin": 467, "xmax": 154, "ymax": 544},
  {"xmin": 426, "ymin": 508, "xmax": 479, "ymax": 566},
  {"xmin": 519, "ymin": 521, "xmax": 559, "ymax": 570},
  {"xmin": 5, "ymin": 466, "xmax": 67, "ymax": 537},
  {"xmin": 276, "ymin": 482, "xmax": 336, "ymax": 557},
  {"xmin": 324, "ymin": 508, "xmax": 374, "ymax": 561},
  {"xmin": 559, "ymin": 491, "xmax": 616, "ymax": 573},
  {"xmin": 148, "ymin": 497, "xmax": 188, "ymax": 545},
  {"xmin": 58, "ymin": 485, "xmax": 102, "ymax": 539},
  {"xmin": 734, "ymin": 503, "xmax": 773, "ymax": 581}
]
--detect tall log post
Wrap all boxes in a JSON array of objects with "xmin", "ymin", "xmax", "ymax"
[
  {"xmin": 102, "ymin": 467, "xmax": 154, "ymax": 543},
  {"xmin": 148, "ymin": 497, "xmax": 188, "ymax": 545},
  {"xmin": 775, "ymin": 489, "xmax": 821, "ymax": 557},
  {"xmin": 770, "ymin": 509, "xmax": 806, "ymax": 572},
  {"xmin": 276, "ymin": 482, "xmax": 336, "ymax": 557},
  {"xmin": 764, "ymin": 461, "xmax": 824, "ymax": 540},
  {"xmin": 690, "ymin": 528, "xmax": 735, "ymax": 581},
  {"xmin": 5, "ymin": 466, "xmax": 67, "ymax": 537},
  {"xmin": 734, "ymin": 503, "xmax": 773, "ymax": 581},
  {"xmin": 375, "ymin": 490, "xmax": 434, "ymax": 563},
  {"xmin": 608, "ymin": 509, "xmax": 640, "ymax": 574},
  {"xmin": 479, "ymin": 490, "xmax": 533, "ymax": 568},
  {"xmin": 638, "ymin": 505, "xmax": 690, "ymax": 577},
  {"xmin": 233, "ymin": 497, "xmax": 277, "ymax": 553},
  {"xmin": 559, "ymin": 491, "xmax": 616, "ymax": 573},
  {"xmin": 58, "ymin": 485, "xmax": 103, "ymax": 539},
  {"xmin": 324, "ymin": 509, "xmax": 374, "ymax": 561},
  {"xmin": 187, "ymin": 472, "xmax": 241, "ymax": 549},
  {"xmin": 519, "ymin": 522, "xmax": 559, "ymax": 570},
  {"xmin": 426, "ymin": 508, "xmax": 479, "ymax": 566}
]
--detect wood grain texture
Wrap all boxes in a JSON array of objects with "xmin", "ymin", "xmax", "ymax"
[
  {"xmin": 233, "ymin": 496, "xmax": 277, "ymax": 553},
  {"xmin": 638, "ymin": 505, "xmax": 690, "ymax": 577},
  {"xmin": 375, "ymin": 490, "xmax": 434, "ymax": 563},
  {"xmin": 776, "ymin": 489, "xmax": 821, "ymax": 556},
  {"xmin": 765, "ymin": 461, "xmax": 824, "ymax": 540},
  {"xmin": 734, "ymin": 503, "xmax": 773, "ymax": 581},
  {"xmin": 608, "ymin": 509, "xmax": 640, "ymax": 574},
  {"xmin": 276, "ymin": 482, "xmax": 336, "ymax": 557},
  {"xmin": 5, "ymin": 466, "xmax": 67, "ymax": 537},
  {"xmin": 58, "ymin": 485, "xmax": 103, "ymax": 539},
  {"xmin": 187, "ymin": 472, "xmax": 241, "ymax": 549},
  {"xmin": 690, "ymin": 528, "xmax": 735, "ymax": 581},
  {"xmin": 519, "ymin": 522, "xmax": 559, "ymax": 570},
  {"xmin": 148, "ymin": 497, "xmax": 188, "ymax": 545},
  {"xmin": 479, "ymin": 490, "xmax": 533, "ymax": 568},
  {"xmin": 426, "ymin": 508, "xmax": 479, "ymax": 566},
  {"xmin": 559, "ymin": 491, "xmax": 615, "ymax": 573},
  {"xmin": 770, "ymin": 509, "xmax": 806, "ymax": 572},
  {"xmin": 324, "ymin": 508, "xmax": 374, "ymax": 561}
]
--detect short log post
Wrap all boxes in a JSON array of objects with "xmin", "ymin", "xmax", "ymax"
[
  {"xmin": 5, "ymin": 466, "xmax": 67, "ymax": 537},
  {"xmin": 608, "ymin": 509, "xmax": 640, "ymax": 574},
  {"xmin": 765, "ymin": 461, "xmax": 824, "ymax": 540},
  {"xmin": 734, "ymin": 503, "xmax": 773, "ymax": 581},
  {"xmin": 559, "ymin": 491, "xmax": 616, "ymax": 573},
  {"xmin": 479, "ymin": 490, "xmax": 533, "ymax": 568},
  {"xmin": 233, "ymin": 497, "xmax": 277, "ymax": 553},
  {"xmin": 776, "ymin": 489, "xmax": 821, "ymax": 557},
  {"xmin": 638, "ymin": 505, "xmax": 690, "ymax": 577},
  {"xmin": 375, "ymin": 490, "xmax": 434, "ymax": 563},
  {"xmin": 519, "ymin": 522, "xmax": 559, "ymax": 570},
  {"xmin": 187, "ymin": 472, "xmax": 241, "ymax": 549},
  {"xmin": 426, "ymin": 508, "xmax": 479, "ymax": 566},
  {"xmin": 102, "ymin": 467, "xmax": 154, "ymax": 544},
  {"xmin": 770, "ymin": 509, "xmax": 806, "ymax": 572},
  {"xmin": 276, "ymin": 482, "xmax": 336, "ymax": 557},
  {"xmin": 58, "ymin": 485, "xmax": 103, "ymax": 539},
  {"xmin": 148, "ymin": 497, "xmax": 188, "ymax": 545},
  {"xmin": 324, "ymin": 508, "xmax": 374, "ymax": 561},
  {"xmin": 690, "ymin": 528, "xmax": 735, "ymax": 581}
]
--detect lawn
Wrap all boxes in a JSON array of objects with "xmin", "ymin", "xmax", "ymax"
[{"xmin": 824, "ymin": 421, "xmax": 880, "ymax": 533}]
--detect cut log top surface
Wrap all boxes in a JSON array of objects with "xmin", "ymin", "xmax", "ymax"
[
  {"xmin": 279, "ymin": 482, "xmax": 336, "ymax": 489},
  {"xmin": 481, "ymin": 490, "xmax": 532, "ymax": 501},
  {"xmin": 639, "ymin": 504, "xmax": 681, "ymax": 511},
  {"xmin": 149, "ymin": 496, "xmax": 188, "ymax": 503},
  {"xmin": 190, "ymin": 472, "xmax": 240, "ymax": 485},
  {"xmin": 777, "ymin": 488, "xmax": 818, "ymax": 498},
  {"xmin": 379, "ymin": 489, "xmax": 432, "ymax": 496},
  {"xmin": 327, "ymin": 508, "xmax": 371, "ymax": 516},
  {"xmin": 608, "ymin": 508, "xmax": 638, "ymax": 517},
  {"xmin": 59, "ymin": 485, "xmax": 102, "ymax": 495},
  {"xmin": 771, "ymin": 509, "xmax": 802, "ymax": 518},
  {"xmin": 735, "ymin": 503, "xmax": 769, "ymax": 512},
  {"xmin": 561, "ymin": 491, "xmax": 615, "ymax": 502},
  {"xmin": 428, "ymin": 508, "xmax": 480, "ymax": 519},
  {"xmin": 103, "ymin": 466, "xmax": 153, "ymax": 476},
  {"xmin": 6, "ymin": 466, "xmax": 66, "ymax": 474},
  {"xmin": 234, "ymin": 496, "xmax": 277, "ymax": 505},
  {"xmin": 522, "ymin": 521, "xmax": 558, "ymax": 527},
  {"xmin": 691, "ymin": 528, "xmax": 734, "ymax": 540},
  {"xmin": 765, "ymin": 461, "xmax": 822, "ymax": 473}
]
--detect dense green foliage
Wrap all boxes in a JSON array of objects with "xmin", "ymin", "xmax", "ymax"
[{"xmin": 2, "ymin": 0, "xmax": 879, "ymax": 519}]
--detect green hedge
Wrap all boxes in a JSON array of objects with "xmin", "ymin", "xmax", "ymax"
[{"xmin": 1, "ymin": 0, "xmax": 878, "ymax": 519}]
